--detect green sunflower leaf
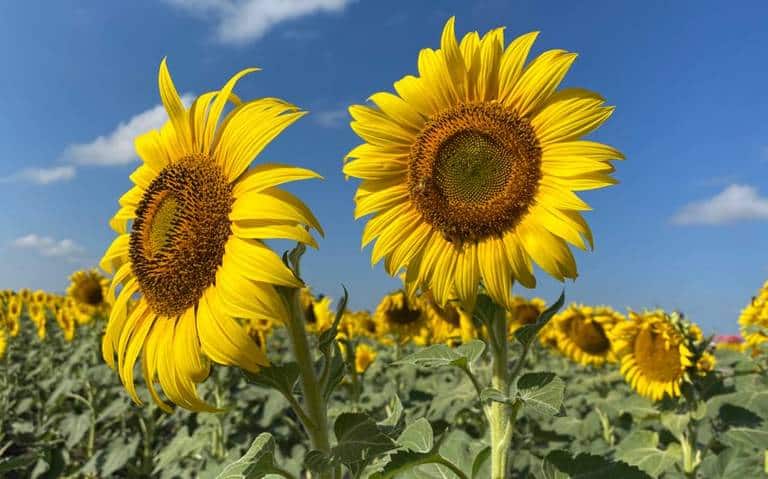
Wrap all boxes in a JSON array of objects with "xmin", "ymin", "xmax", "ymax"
[
  {"xmin": 541, "ymin": 450, "xmax": 650, "ymax": 479},
  {"xmin": 614, "ymin": 430, "xmax": 681, "ymax": 478},
  {"xmin": 517, "ymin": 372, "xmax": 565, "ymax": 416}
]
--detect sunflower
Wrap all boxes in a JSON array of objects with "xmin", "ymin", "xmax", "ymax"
[
  {"xmin": 56, "ymin": 306, "xmax": 77, "ymax": 342},
  {"xmin": 27, "ymin": 301, "xmax": 47, "ymax": 340},
  {"xmin": 354, "ymin": 343, "xmax": 377, "ymax": 373},
  {"xmin": 374, "ymin": 290, "xmax": 429, "ymax": 345},
  {"xmin": 611, "ymin": 310, "xmax": 712, "ymax": 401},
  {"xmin": 552, "ymin": 304, "xmax": 622, "ymax": 367},
  {"xmin": 99, "ymin": 59, "xmax": 322, "ymax": 412},
  {"xmin": 299, "ymin": 288, "xmax": 334, "ymax": 333},
  {"xmin": 0, "ymin": 327, "xmax": 6, "ymax": 359},
  {"xmin": 507, "ymin": 296, "xmax": 546, "ymax": 333},
  {"xmin": 421, "ymin": 291, "xmax": 474, "ymax": 345},
  {"xmin": 344, "ymin": 17, "xmax": 621, "ymax": 310},
  {"xmin": 338, "ymin": 310, "xmax": 378, "ymax": 340},
  {"xmin": 67, "ymin": 269, "xmax": 110, "ymax": 323},
  {"xmin": 18, "ymin": 288, "xmax": 32, "ymax": 304},
  {"xmin": 6, "ymin": 296, "xmax": 21, "ymax": 337},
  {"xmin": 738, "ymin": 282, "xmax": 768, "ymax": 355},
  {"xmin": 32, "ymin": 289, "xmax": 47, "ymax": 305}
]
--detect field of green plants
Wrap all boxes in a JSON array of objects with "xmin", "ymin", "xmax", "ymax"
[{"xmin": 2, "ymin": 300, "xmax": 766, "ymax": 479}]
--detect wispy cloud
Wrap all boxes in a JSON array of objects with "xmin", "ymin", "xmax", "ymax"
[
  {"xmin": 164, "ymin": 0, "xmax": 355, "ymax": 45},
  {"xmin": 313, "ymin": 108, "xmax": 348, "ymax": 128},
  {"xmin": 0, "ymin": 165, "xmax": 76, "ymax": 185},
  {"xmin": 672, "ymin": 184, "xmax": 768, "ymax": 225},
  {"xmin": 63, "ymin": 95, "xmax": 192, "ymax": 166},
  {"xmin": 12, "ymin": 234, "xmax": 84, "ymax": 261}
]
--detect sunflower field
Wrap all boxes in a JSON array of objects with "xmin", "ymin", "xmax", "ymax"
[{"xmin": 2, "ymin": 15, "xmax": 768, "ymax": 479}]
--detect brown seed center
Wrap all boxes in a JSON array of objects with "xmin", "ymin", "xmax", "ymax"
[
  {"xmin": 408, "ymin": 102, "xmax": 541, "ymax": 244},
  {"xmin": 566, "ymin": 316, "xmax": 611, "ymax": 354},
  {"xmin": 75, "ymin": 279, "xmax": 104, "ymax": 306},
  {"xmin": 129, "ymin": 155, "xmax": 232, "ymax": 317}
]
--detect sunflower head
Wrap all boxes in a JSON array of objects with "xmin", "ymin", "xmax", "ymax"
[
  {"xmin": 67, "ymin": 269, "xmax": 109, "ymax": 314},
  {"xmin": 507, "ymin": 296, "xmax": 546, "ymax": 334},
  {"xmin": 374, "ymin": 290, "xmax": 429, "ymax": 345},
  {"xmin": 18, "ymin": 288, "xmax": 32, "ymax": 303},
  {"xmin": 56, "ymin": 307, "xmax": 77, "ymax": 342},
  {"xmin": 0, "ymin": 327, "xmax": 6, "ymax": 360},
  {"xmin": 345, "ymin": 17, "xmax": 621, "ymax": 310},
  {"xmin": 739, "ymin": 281, "xmax": 768, "ymax": 355},
  {"xmin": 300, "ymin": 288, "xmax": 335, "ymax": 334},
  {"xmin": 552, "ymin": 304, "xmax": 623, "ymax": 367},
  {"xmin": 611, "ymin": 310, "xmax": 713, "ymax": 401},
  {"xmin": 354, "ymin": 343, "xmax": 377, "ymax": 374},
  {"xmin": 98, "ymin": 59, "xmax": 321, "ymax": 412},
  {"xmin": 420, "ymin": 291, "xmax": 475, "ymax": 345},
  {"xmin": 339, "ymin": 310, "xmax": 378, "ymax": 339}
]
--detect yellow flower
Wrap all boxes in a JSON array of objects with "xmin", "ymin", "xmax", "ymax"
[
  {"xmin": 374, "ymin": 291, "xmax": 429, "ymax": 345},
  {"xmin": 0, "ymin": 327, "xmax": 6, "ymax": 359},
  {"xmin": 32, "ymin": 289, "xmax": 47, "ymax": 304},
  {"xmin": 421, "ymin": 291, "xmax": 475, "ymax": 345},
  {"xmin": 99, "ymin": 59, "xmax": 322, "ymax": 412},
  {"xmin": 56, "ymin": 306, "xmax": 77, "ymax": 342},
  {"xmin": 18, "ymin": 288, "xmax": 32, "ymax": 303},
  {"xmin": 507, "ymin": 296, "xmax": 546, "ymax": 334},
  {"xmin": 344, "ymin": 17, "xmax": 621, "ymax": 310},
  {"xmin": 354, "ymin": 343, "xmax": 377, "ymax": 373},
  {"xmin": 67, "ymin": 269, "xmax": 110, "ymax": 323},
  {"xmin": 6, "ymin": 296, "xmax": 21, "ymax": 337},
  {"xmin": 27, "ymin": 301, "xmax": 47, "ymax": 339},
  {"xmin": 299, "ymin": 288, "xmax": 334, "ymax": 333},
  {"xmin": 738, "ymin": 281, "xmax": 768, "ymax": 355},
  {"xmin": 611, "ymin": 310, "xmax": 712, "ymax": 401},
  {"xmin": 339, "ymin": 310, "xmax": 378, "ymax": 340},
  {"xmin": 552, "ymin": 304, "xmax": 622, "ymax": 367}
]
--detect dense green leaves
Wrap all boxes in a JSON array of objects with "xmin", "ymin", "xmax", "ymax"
[
  {"xmin": 614, "ymin": 431, "xmax": 681, "ymax": 477},
  {"xmin": 542, "ymin": 450, "xmax": 650, "ymax": 479}
]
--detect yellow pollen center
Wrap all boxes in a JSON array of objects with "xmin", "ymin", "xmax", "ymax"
[
  {"xmin": 633, "ymin": 328, "xmax": 683, "ymax": 382},
  {"xmin": 409, "ymin": 102, "xmax": 541, "ymax": 244}
]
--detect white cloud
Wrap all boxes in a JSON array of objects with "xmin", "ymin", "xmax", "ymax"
[
  {"xmin": 0, "ymin": 165, "xmax": 76, "ymax": 185},
  {"xmin": 12, "ymin": 234, "xmax": 84, "ymax": 260},
  {"xmin": 63, "ymin": 95, "xmax": 192, "ymax": 166},
  {"xmin": 672, "ymin": 184, "xmax": 768, "ymax": 225},
  {"xmin": 165, "ymin": 0, "xmax": 355, "ymax": 44},
  {"xmin": 313, "ymin": 108, "xmax": 347, "ymax": 128}
]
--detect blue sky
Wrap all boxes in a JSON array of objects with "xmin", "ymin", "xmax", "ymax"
[{"xmin": 1, "ymin": 0, "xmax": 766, "ymax": 333}]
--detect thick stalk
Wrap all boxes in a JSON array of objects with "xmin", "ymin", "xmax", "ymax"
[
  {"xmin": 487, "ymin": 310, "xmax": 513, "ymax": 479},
  {"xmin": 283, "ymin": 288, "xmax": 333, "ymax": 479}
]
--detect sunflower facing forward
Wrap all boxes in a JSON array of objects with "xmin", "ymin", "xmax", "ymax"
[
  {"xmin": 552, "ymin": 304, "xmax": 622, "ymax": 367},
  {"xmin": 374, "ymin": 290, "xmax": 429, "ymax": 345},
  {"xmin": 67, "ymin": 269, "xmax": 110, "ymax": 324},
  {"xmin": 611, "ymin": 310, "xmax": 713, "ymax": 401},
  {"xmin": 100, "ymin": 60, "xmax": 322, "ymax": 411},
  {"xmin": 738, "ymin": 281, "xmax": 768, "ymax": 354},
  {"xmin": 344, "ymin": 18, "xmax": 621, "ymax": 309}
]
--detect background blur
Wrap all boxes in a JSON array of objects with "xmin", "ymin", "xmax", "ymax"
[{"xmin": 0, "ymin": 0, "xmax": 766, "ymax": 333}]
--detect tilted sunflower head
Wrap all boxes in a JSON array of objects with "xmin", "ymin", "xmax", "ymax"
[
  {"xmin": 0, "ymin": 327, "xmax": 6, "ymax": 360},
  {"xmin": 99, "ymin": 59, "xmax": 322, "ymax": 412},
  {"xmin": 420, "ymin": 290, "xmax": 475, "ymax": 346},
  {"xmin": 299, "ymin": 288, "xmax": 335, "ymax": 334},
  {"xmin": 354, "ymin": 343, "xmax": 377, "ymax": 374},
  {"xmin": 610, "ymin": 310, "xmax": 713, "ymax": 402},
  {"xmin": 339, "ymin": 310, "xmax": 377, "ymax": 339},
  {"xmin": 344, "ymin": 17, "xmax": 622, "ymax": 310},
  {"xmin": 552, "ymin": 304, "xmax": 623, "ymax": 367},
  {"xmin": 738, "ymin": 281, "xmax": 768, "ymax": 355},
  {"xmin": 374, "ymin": 290, "xmax": 429, "ymax": 345},
  {"xmin": 56, "ymin": 307, "xmax": 77, "ymax": 342}
]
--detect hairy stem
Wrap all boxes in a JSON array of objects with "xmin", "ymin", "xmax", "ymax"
[{"xmin": 487, "ymin": 309, "xmax": 513, "ymax": 479}]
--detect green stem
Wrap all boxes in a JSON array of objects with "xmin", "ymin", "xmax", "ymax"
[
  {"xmin": 486, "ymin": 310, "xmax": 513, "ymax": 479},
  {"xmin": 283, "ymin": 287, "xmax": 333, "ymax": 479},
  {"xmin": 459, "ymin": 365, "xmax": 483, "ymax": 401},
  {"xmin": 435, "ymin": 456, "xmax": 470, "ymax": 479}
]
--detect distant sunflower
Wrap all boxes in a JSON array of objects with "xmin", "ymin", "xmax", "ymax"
[
  {"xmin": 738, "ymin": 282, "xmax": 768, "ymax": 355},
  {"xmin": 552, "ymin": 304, "xmax": 622, "ymax": 367},
  {"xmin": 18, "ymin": 288, "xmax": 32, "ymax": 304},
  {"xmin": 507, "ymin": 296, "xmax": 546, "ymax": 334},
  {"xmin": 611, "ymin": 311, "xmax": 711, "ymax": 401},
  {"xmin": 0, "ymin": 327, "xmax": 6, "ymax": 359},
  {"xmin": 344, "ymin": 17, "xmax": 621, "ymax": 309},
  {"xmin": 299, "ymin": 288, "xmax": 334, "ymax": 333},
  {"xmin": 374, "ymin": 291, "xmax": 429, "ymax": 345},
  {"xmin": 99, "ymin": 59, "xmax": 322, "ymax": 411},
  {"xmin": 56, "ymin": 306, "xmax": 77, "ymax": 342},
  {"xmin": 6, "ymin": 296, "xmax": 21, "ymax": 337},
  {"xmin": 421, "ymin": 291, "xmax": 474, "ymax": 345},
  {"xmin": 354, "ymin": 343, "xmax": 377, "ymax": 373},
  {"xmin": 339, "ymin": 310, "xmax": 378, "ymax": 340},
  {"xmin": 67, "ymin": 269, "xmax": 110, "ymax": 323},
  {"xmin": 32, "ymin": 290, "xmax": 47, "ymax": 304},
  {"xmin": 27, "ymin": 301, "xmax": 46, "ymax": 340}
]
